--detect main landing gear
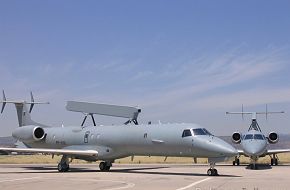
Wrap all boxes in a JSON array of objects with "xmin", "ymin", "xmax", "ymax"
[
  {"xmin": 232, "ymin": 156, "xmax": 240, "ymax": 166},
  {"xmin": 99, "ymin": 161, "xmax": 112, "ymax": 172},
  {"xmin": 58, "ymin": 155, "xmax": 70, "ymax": 172},
  {"xmin": 270, "ymin": 154, "xmax": 278, "ymax": 166},
  {"xmin": 207, "ymin": 163, "xmax": 218, "ymax": 176}
]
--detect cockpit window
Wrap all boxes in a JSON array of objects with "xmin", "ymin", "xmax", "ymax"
[
  {"xmin": 192, "ymin": 128, "xmax": 213, "ymax": 136},
  {"xmin": 254, "ymin": 134, "xmax": 264, "ymax": 140},
  {"xmin": 244, "ymin": 134, "xmax": 253, "ymax": 140},
  {"xmin": 182, "ymin": 129, "xmax": 192, "ymax": 137},
  {"xmin": 202, "ymin": 128, "xmax": 213, "ymax": 136}
]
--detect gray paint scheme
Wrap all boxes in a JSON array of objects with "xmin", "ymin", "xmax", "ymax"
[
  {"xmin": 228, "ymin": 111, "xmax": 290, "ymax": 169},
  {"xmin": 0, "ymin": 94, "xmax": 237, "ymax": 175}
]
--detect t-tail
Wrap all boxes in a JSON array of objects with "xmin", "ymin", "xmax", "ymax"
[{"xmin": 0, "ymin": 90, "xmax": 50, "ymax": 127}]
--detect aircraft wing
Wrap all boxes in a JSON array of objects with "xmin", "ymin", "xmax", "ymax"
[
  {"xmin": 0, "ymin": 147, "xmax": 98, "ymax": 157},
  {"xmin": 267, "ymin": 149, "xmax": 290, "ymax": 154}
]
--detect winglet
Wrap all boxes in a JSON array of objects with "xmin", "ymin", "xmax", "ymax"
[
  {"xmin": 1, "ymin": 90, "xmax": 6, "ymax": 113},
  {"xmin": 29, "ymin": 91, "xmax": 34, "ymax": 113}
]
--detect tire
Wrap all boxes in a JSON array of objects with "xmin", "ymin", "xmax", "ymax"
[
  {"xmin": 236, "ymin": 159, "xmax": 240, "ymax": 166},
  {"xmin": 58, "ymin": 163, "xmax": 69, "ymax": 172},
  {"xmin": 58, "ymin": 163, "xmax": 63, "ymax": 172},
  {"xmin": 207, "ymin": 169, "xmax": 212, "ymax": 176},
  {"xmin": 271, "ymin": 158, "xmax": 274, "ymax": 166},
  {"xmin": 99, "ymin": 162, "xmax": 106, "ymax": 171},
  {"xmin": 213, "ymin": 169, "xmax": 218, "ymax": 176},
  {"xmin": 274, "ymin": 158, "xmax": 278, "ymax": 166}
]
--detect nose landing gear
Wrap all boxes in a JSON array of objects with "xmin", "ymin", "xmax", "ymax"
[
  {"xmin": 207, "ymin": 163, "xmax": 218, "ymax": 176},
  {"xmin": 99, "ymin": 161, "xmax": 112, "ymax": 172}
]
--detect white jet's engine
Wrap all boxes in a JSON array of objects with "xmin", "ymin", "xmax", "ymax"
[
  {"xmin": 232, "ymin": 132, "xmax": 242, "ymax": 144},
  {"xmin": 12, "ymin": 125, "xmax": 46, "ymax": 142},
  {"xmin": 268, "ymin": 132, "xmax": 279, "ymax": 144}
]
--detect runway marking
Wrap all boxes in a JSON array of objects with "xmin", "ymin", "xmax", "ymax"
[
  {"xmin": 102, "ymin": 181, "xmax": 135, "ymax": 190},
  {"xmin": 175, "ymin": 177, "xmax": 212, "ymax": 190},
  {"xmin": 0, "ymin": 177, "xmax": 41, "ymax": 183},
  {"xmin": 72, "ymin": 179, "xmax": 135, "ymax": 190}
]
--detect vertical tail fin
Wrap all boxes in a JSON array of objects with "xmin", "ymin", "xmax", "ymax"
[{"xmin": 0, "ymin": 90, "xmax": 50, "ymax": 127}]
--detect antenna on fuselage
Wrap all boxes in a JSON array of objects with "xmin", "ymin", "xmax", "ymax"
[{"xmin": 66, "ymin": 101, "xmax": 141, "ymax": 126}]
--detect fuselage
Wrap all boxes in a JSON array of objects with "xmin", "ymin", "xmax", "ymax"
[
  {"xmin": 13, "ymin": 123, "xmax": 237, "ymax": 161},
  {"xmin": 241, "ymin": 130, "xmax": 267, "ymax": 160}
]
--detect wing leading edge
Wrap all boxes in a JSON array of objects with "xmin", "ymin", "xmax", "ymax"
[
  {"xmin": 267, "ymin": 149, "xmax": 290, "ymax": 154},
  {"xmin": 0, "ymin": 147, "xmax": 98, "ymax": 157}
]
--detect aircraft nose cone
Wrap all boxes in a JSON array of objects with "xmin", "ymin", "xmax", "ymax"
[
  {"xmin": 215, "ymin": 140, "xmax": 238, "ymax": 157},
  {"xmin": 201, "ymin": 137, "xmax": 238, "ymax": 157},
  {"xmin": 242, "ymin": 140, "xmax": 267, "ymax": 156},
  {"xmin": 244, "ymin": 144, "xmax": 265, "ymax": 156}
]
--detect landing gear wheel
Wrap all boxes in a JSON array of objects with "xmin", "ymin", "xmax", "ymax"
[
  {"xmin": 271, "ymin": 158, "xmax": 274, "ymax": 166},
  {"xmin": 58, "ymin": 163, "xmax": 69, "ymax": 172},
  {"xmin": 233, "ymin": 157, "xmax": 240, "ymax": 166},
  {"xmin": 236, "ymin": 159, "xmax": 240, "ymax": 166},
  {"xmin": 274, "ymin": 158, "xmax": 278, "ymax": 165},
  {"xmin": 207, "ymin": 169, "xmax": 212, "ymax": 176},
  {"xmin": 99, "ymin": 162, "xmax": 111, "ymax": 172},
  {"xmin": 207, "ymin": 169, "xmax": 218, "ymax": 176}
]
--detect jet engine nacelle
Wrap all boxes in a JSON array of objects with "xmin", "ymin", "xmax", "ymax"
[
  {"xmin": 12, "ymin": 125, "xmax": 46, "ymax": 142},
  {"xmin": 268, "ymin": 132, "xmax": 279, "ymax": 144},
  {"xmin": 232, "ymin": 132, "xmax": 241, "ymax": 144}
]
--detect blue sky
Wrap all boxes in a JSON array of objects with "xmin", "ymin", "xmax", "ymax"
[{"xmin": 1, "ymin": 0, "xmax": 290, "ymax": 136}]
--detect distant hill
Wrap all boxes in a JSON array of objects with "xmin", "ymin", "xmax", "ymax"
[{"xmin": 0, "ymin": 136, "xmax": 16, "ymax": 147}]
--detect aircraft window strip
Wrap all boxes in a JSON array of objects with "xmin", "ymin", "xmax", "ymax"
[
  {"xmin": 254, "ymin": 134, "xmax": 264, "ymax": 140},
  {"xmin": 244, "ymin": 134, "xmax": 253, "ymax": 140}
]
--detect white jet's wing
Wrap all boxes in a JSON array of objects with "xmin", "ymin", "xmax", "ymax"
[
  {"xmin": 0, "ymin": 147, "xmax": 98, "ymax": 157},
  {"xmin": 267, "ymin": 149, "xmax": 290, "ymax": 154}
]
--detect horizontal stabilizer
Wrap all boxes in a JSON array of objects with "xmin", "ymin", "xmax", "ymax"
[{"xmin": 66, "ymin": 101, "xmax": 141, "ymax": 119}]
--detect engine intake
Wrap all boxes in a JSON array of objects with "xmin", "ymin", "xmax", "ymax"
[
  {"xmin": 33, "ymin": 127, "xmax": 45, "ymax": 141},
  {"xmin": 12, "ymin": 125, "xmax": 46, "ymax": 142},
  {"xmin": 232, "ymin": 132, "xmax": 241, "ymax": 144},
  {"xmin": 268, "ymin": 132, "xmax": 278, "ymax": 144}
]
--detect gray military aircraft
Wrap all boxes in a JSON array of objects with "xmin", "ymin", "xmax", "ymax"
[
  {"xmin": 227, "ymin": 107, "xmax": 290, "ymax": 169},
  {"xmin": 0, "ymin": 91, "xmax": 237, "ymax": 176}
]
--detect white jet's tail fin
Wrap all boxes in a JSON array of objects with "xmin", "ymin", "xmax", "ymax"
[{"xmin": 0, "ymin": 90, "xmax": 50, "ymax": 127}]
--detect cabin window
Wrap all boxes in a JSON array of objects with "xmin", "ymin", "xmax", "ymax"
[{"xmin": 182, "ymin": 129, "xmax": 192, "ymax": 137}]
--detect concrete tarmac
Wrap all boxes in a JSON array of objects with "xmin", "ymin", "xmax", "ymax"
[{"xmin": 0, "ymin": 163, "xmax": 289, "ymax": 190}]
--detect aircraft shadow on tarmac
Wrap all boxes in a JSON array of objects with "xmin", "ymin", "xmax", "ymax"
[
  {"xmin": 245, "ymin": 164, "xmax": 272, "ymax": 170},
  {"xmin": 0, "ymin": 165, "xmax": 240, "ymax": 177},
  {"xmin": 109, "ymin": 167, "xmax": 240, "ymax": 177}
]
